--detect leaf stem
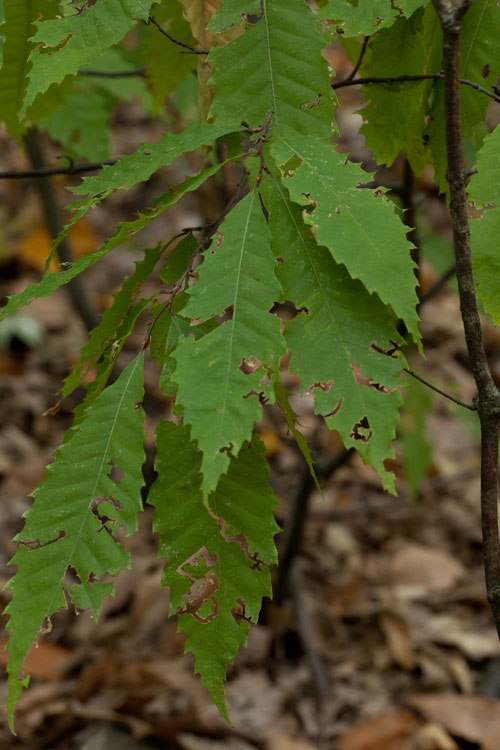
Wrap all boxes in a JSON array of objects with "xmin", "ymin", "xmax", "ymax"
[{"xmin": 431, "ymin": 0, "xmax": 500, "ymax": 638}]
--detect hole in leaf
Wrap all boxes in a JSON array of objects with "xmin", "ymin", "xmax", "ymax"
[
  {"xmin": 350, "ymin": 416, "xmax": 372, "ymax": 443},
  {"xmin": 323, "ymin": 396, "xmax": 343, "ymax": 418},
  {"xmin": 238, "ymin": 356, "xmax": 261, "ymax": 375},
  {"xmin": 311, "ymin": 380, "xmax": 334, "ymax": 393},
  {"xmin": 18, "ymin": 529, "xmax": 66, "ymax": 550},
  {"xmin": 270, "ymin": 300, "xmax": 308, "ymax": 320},
  {"xmin": 107, "ymin": 461, "xmax": 124, "ymax": 484}
]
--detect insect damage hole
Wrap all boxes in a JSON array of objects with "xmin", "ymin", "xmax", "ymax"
[{"xmin": 350, "ymin": 416, "xmax": 372, "ymax": 443}]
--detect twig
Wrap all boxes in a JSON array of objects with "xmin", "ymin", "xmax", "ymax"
[
  {"xmin": 274, "ymin": 447, "xmax": 354, "ymax": 605},
  {"xmin": 147, "ymin": 15, "xmax": 209, "ymax": 55},
  {"xmin": 347, "ymin": 35, "xmax": 370, "ymax": 80},
  {"xmin": 290, "ymin": 562, "xmax": 331, "ymax": 703},
  {"xmin": 79, "ymin": 67, "xmax": 146, "ymax": 78},
  {"xmin": 0, "ymin": 159, "xmax": 116, "ymax": 179},
  {"xmin": 419, "ymin": 263, "xmax": 456, "ymax": 304},
  {"xmin": 332, "ymin": 72, "xmax": 500, "ymax": 104},
  {"xmin": 403, "ymin": 368, "xmax": 476, "ymax": 411},
  {"xmin": 23, "ymin": 130, "xmax": 100, "ymax": 331},
  {"xmin": 431, "ymin": 0, "xmax": 500, "ymax": 639}
]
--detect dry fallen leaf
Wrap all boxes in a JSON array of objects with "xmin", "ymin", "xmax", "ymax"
[
  {"xmin": 379, "ymin": 612, "xmax": 415, "ymax": 670},
  {"xmin": 338, "ymin": 708, "xmax": 418, "ymax": 750},
  {"xmin": 390, "ymin": 544, "xmax": 465, "ymax": 591},
  {"xmin": 408, "ymin": 693, "xmax": 500, "ymax": 747}
]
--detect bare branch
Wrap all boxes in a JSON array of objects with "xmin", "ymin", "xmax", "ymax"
[
  {"xmin": 431, "ymin": 0, "xmax": 500, "ymax": 638},
  {"xmin": 332, "ymin": 72, "xmax": 500, "ymax": 104},
  {"xmin": 0, "ymin": 159, "xmax": 116, "ymax": 179}
]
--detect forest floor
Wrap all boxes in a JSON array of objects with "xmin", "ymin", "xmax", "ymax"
[{"xmin": 1, "ymin": 48, "xmax": 500, "ymax": 750}]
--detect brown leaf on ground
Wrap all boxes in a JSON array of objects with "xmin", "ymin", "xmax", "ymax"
[
  {"xmin": 0, "ymin": 638, "xmax": 71, "ymax": 681},
  {"xmin": 338, "ymin": 708, "xmax": 418, "ymax": 750},
  {"xmin": 390, "ymin": 544, "xmax": 465, "ymax": 591},
  {"xmin": 407, "ymin": 722, "xmax": 458, "ymax": 750},
  {"xmin": 379, "ymin": 612, "xmax": 415, "ymax": 670},
  {"xmin": 408, "ymin": 693, "xmax": 500, "ymax": 746}
]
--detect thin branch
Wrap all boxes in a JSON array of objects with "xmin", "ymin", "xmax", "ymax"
[
  {"xmin": 0, "ymin": 159, "xmax": 116, "ymax": 179},
  {"xmin": 79, "ymin": 67, "xmax": 146, "ymax": 78},
  {"xmin": 332, "ymin": 72, "xmax": 500, "ymax": 104},
  {"xmin": 403, "ymin": 368, "xmax": 476, "ymax": 411},
  {"xmin": 147, "ymin": 15, "xmax": 209, "ymax": 55},
  {"xmin": 23, "ymin": 130, "xmax": 100, "ymax": 331},
  {"xmin": 419, "ymin": 263, "xmax": 456, "ymax": 305},
  {"xmin": 431, "ymin": 0, "xmax": 500, "ymax": 639},
  {"xmin": 347, "ymin": 35, "xmax": 370, "ymax": 80}
]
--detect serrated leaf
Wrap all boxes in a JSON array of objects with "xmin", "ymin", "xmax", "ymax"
[
  {"xmin": 271, "ymin": 134, "xmax": 420, "ymax": 347},
  {"xmin": 38, "ymin": 83, "xmax": 113, "ymax": 161},
  {"xmin": 0, "ymin": 162, "xmax": 225, "ymax": 323},
  {"xmin": 61, "ymin": 242, "xmax": 166, "ymax": 399},
  {"xmin": 318, "ymin": 0, "xmax": 427, "ymax": 35},
  {"xmin": 357, "ymin": 6, "xmax": 442, "ymax": 174},
  {"xmin": 23, "ymin": 0, "xmax": 155, "ymax": 112},
  {"xmin": 427, "ymin": 0, "xmax": 500, "ymax": 194},
  {"xmin": 209, "ymin": 0, "xmax": 333, "ymax": 141},
  {"xmin": 262, "ymin": 173, "xmax": 406, "ymax": 492},
  {"xmin": 173, "ymin": 189, "xmax": 286, "ymax": 491},
  {"xmin": 273, "ymin": 379, "xmax": 319, "ymax": 490},
  {"xmin": 142, "ymin": 2, "xmax": 197, "ymax": 114},
  {"xmin": 69, "ymin": 120, "xmax": 239, "ymax": 219},
  {"xmin": 4, "ymin": 354, "xmax": 146, "ymax": 729},
  {"xmin": 0, "ymin": 0, "xmax": 56, "ymax": 137},
  {"xmin": 179, "ymin": 0, "xmax": 245, "ymax": 116},
  {"xmin": 469, "ymin": 125, "xmax": 500, "ymax": 325},
  {"xmin": 400, "ymin": 375, "xmax": 433, "ymax": 500},
  {"xmin": 208, "ymin": 0, "xmax": 261, "ymax": 31},
  {"xmin": 149, "ymin": 420, "xmax": 278, "ymax": 718}
]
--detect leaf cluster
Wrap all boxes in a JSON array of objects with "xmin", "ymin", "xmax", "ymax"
[{"xmin": 0, "ymin": 0, "xmax": 498, "ymax": 729}]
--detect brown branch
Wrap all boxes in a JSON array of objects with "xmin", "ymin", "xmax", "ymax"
[
  {"xmin": 347, "ymin": 35, "xmax": 370, "ymax": 80},
  {"xmin": 23, "ymin": 130, "xmax": 100, "ymax": 331},
  {"xmin": 147, "ymin": 15, "xmax": 209, "ymax": 55},
  {"xmin": 403, "ymin": 368, "xmax": 476, "ymax": 411},
  {"xmin": 78, "ymin": 67, "xmax": 146, "ymax": 78},
  {"xmin": 431, "ymin": 0, "xmax": 500, "ymax": 638},
  {"xmin": 0, "ymin": 159, "xmax": 116, "ymax": 179},
  {"xmin": 332, "ymin": 72, "xmax": 500, "ymax": 104}
]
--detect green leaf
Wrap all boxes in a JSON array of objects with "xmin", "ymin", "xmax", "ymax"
[
  {"xmin": 149, "ymin": 421, "xmax": 279, "ymax": 718},
  {"xmin": 261, "ymin": 173, "xmax": 406, "ymax": 492},
  {"xmin": 69, "ymin": 120, "xmax": 239, "ymax": 219},
  {"xmin": 0, "ymin": 162, "xmax": 225, "ymax": 323},
  {"xmin": 271, "ymin": 134, "xmax": 420, "ymax": 346},
  {"xmin": 208, "ymin": 0, "xmax": 261, "ymax": 31},
  {"xmin": 273, "ymin": 379, "xmax": 319, "ymax": 490},
  {"xmin": 399, "ymin": 375, "xmax": 433, "ymax": 501},
  {"xmin": 0, "ymin": 0, "xmax": 56, "ymax": 137},
  {"xmin": 357, "ymin": 6, "xmax": 442, "ymax": 174},
  {"xmin": 318, "ymin": 0, "xmax": 427, "ymax": 35},
  {"xmin": 209, "ymin": 0, "xmax": 333, "ymax": 140},
  {"xmin": 469, "ymin": 125, "xmax": 500, "ymax": 325},
  {"xmin": 4, "ymin": 354, "xmax": 146, "ymax": 729},
  {"xmin": 142, "ymin": 2, "xmax": 197, "ymax": 114},
  {"xmin": 61, "ymin": 242, "xmax": 167, "ymax": 399},
  {"xmin": 173, "ymin": 189, "xmax": 286, "ymax": 491},
  {"xmin": 38, "ymin": 83, "xmax": 113, "ymax": 161},
  {"xmin": 23, "ymin": 0, "xmax": 155, "ymax": 112}
]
